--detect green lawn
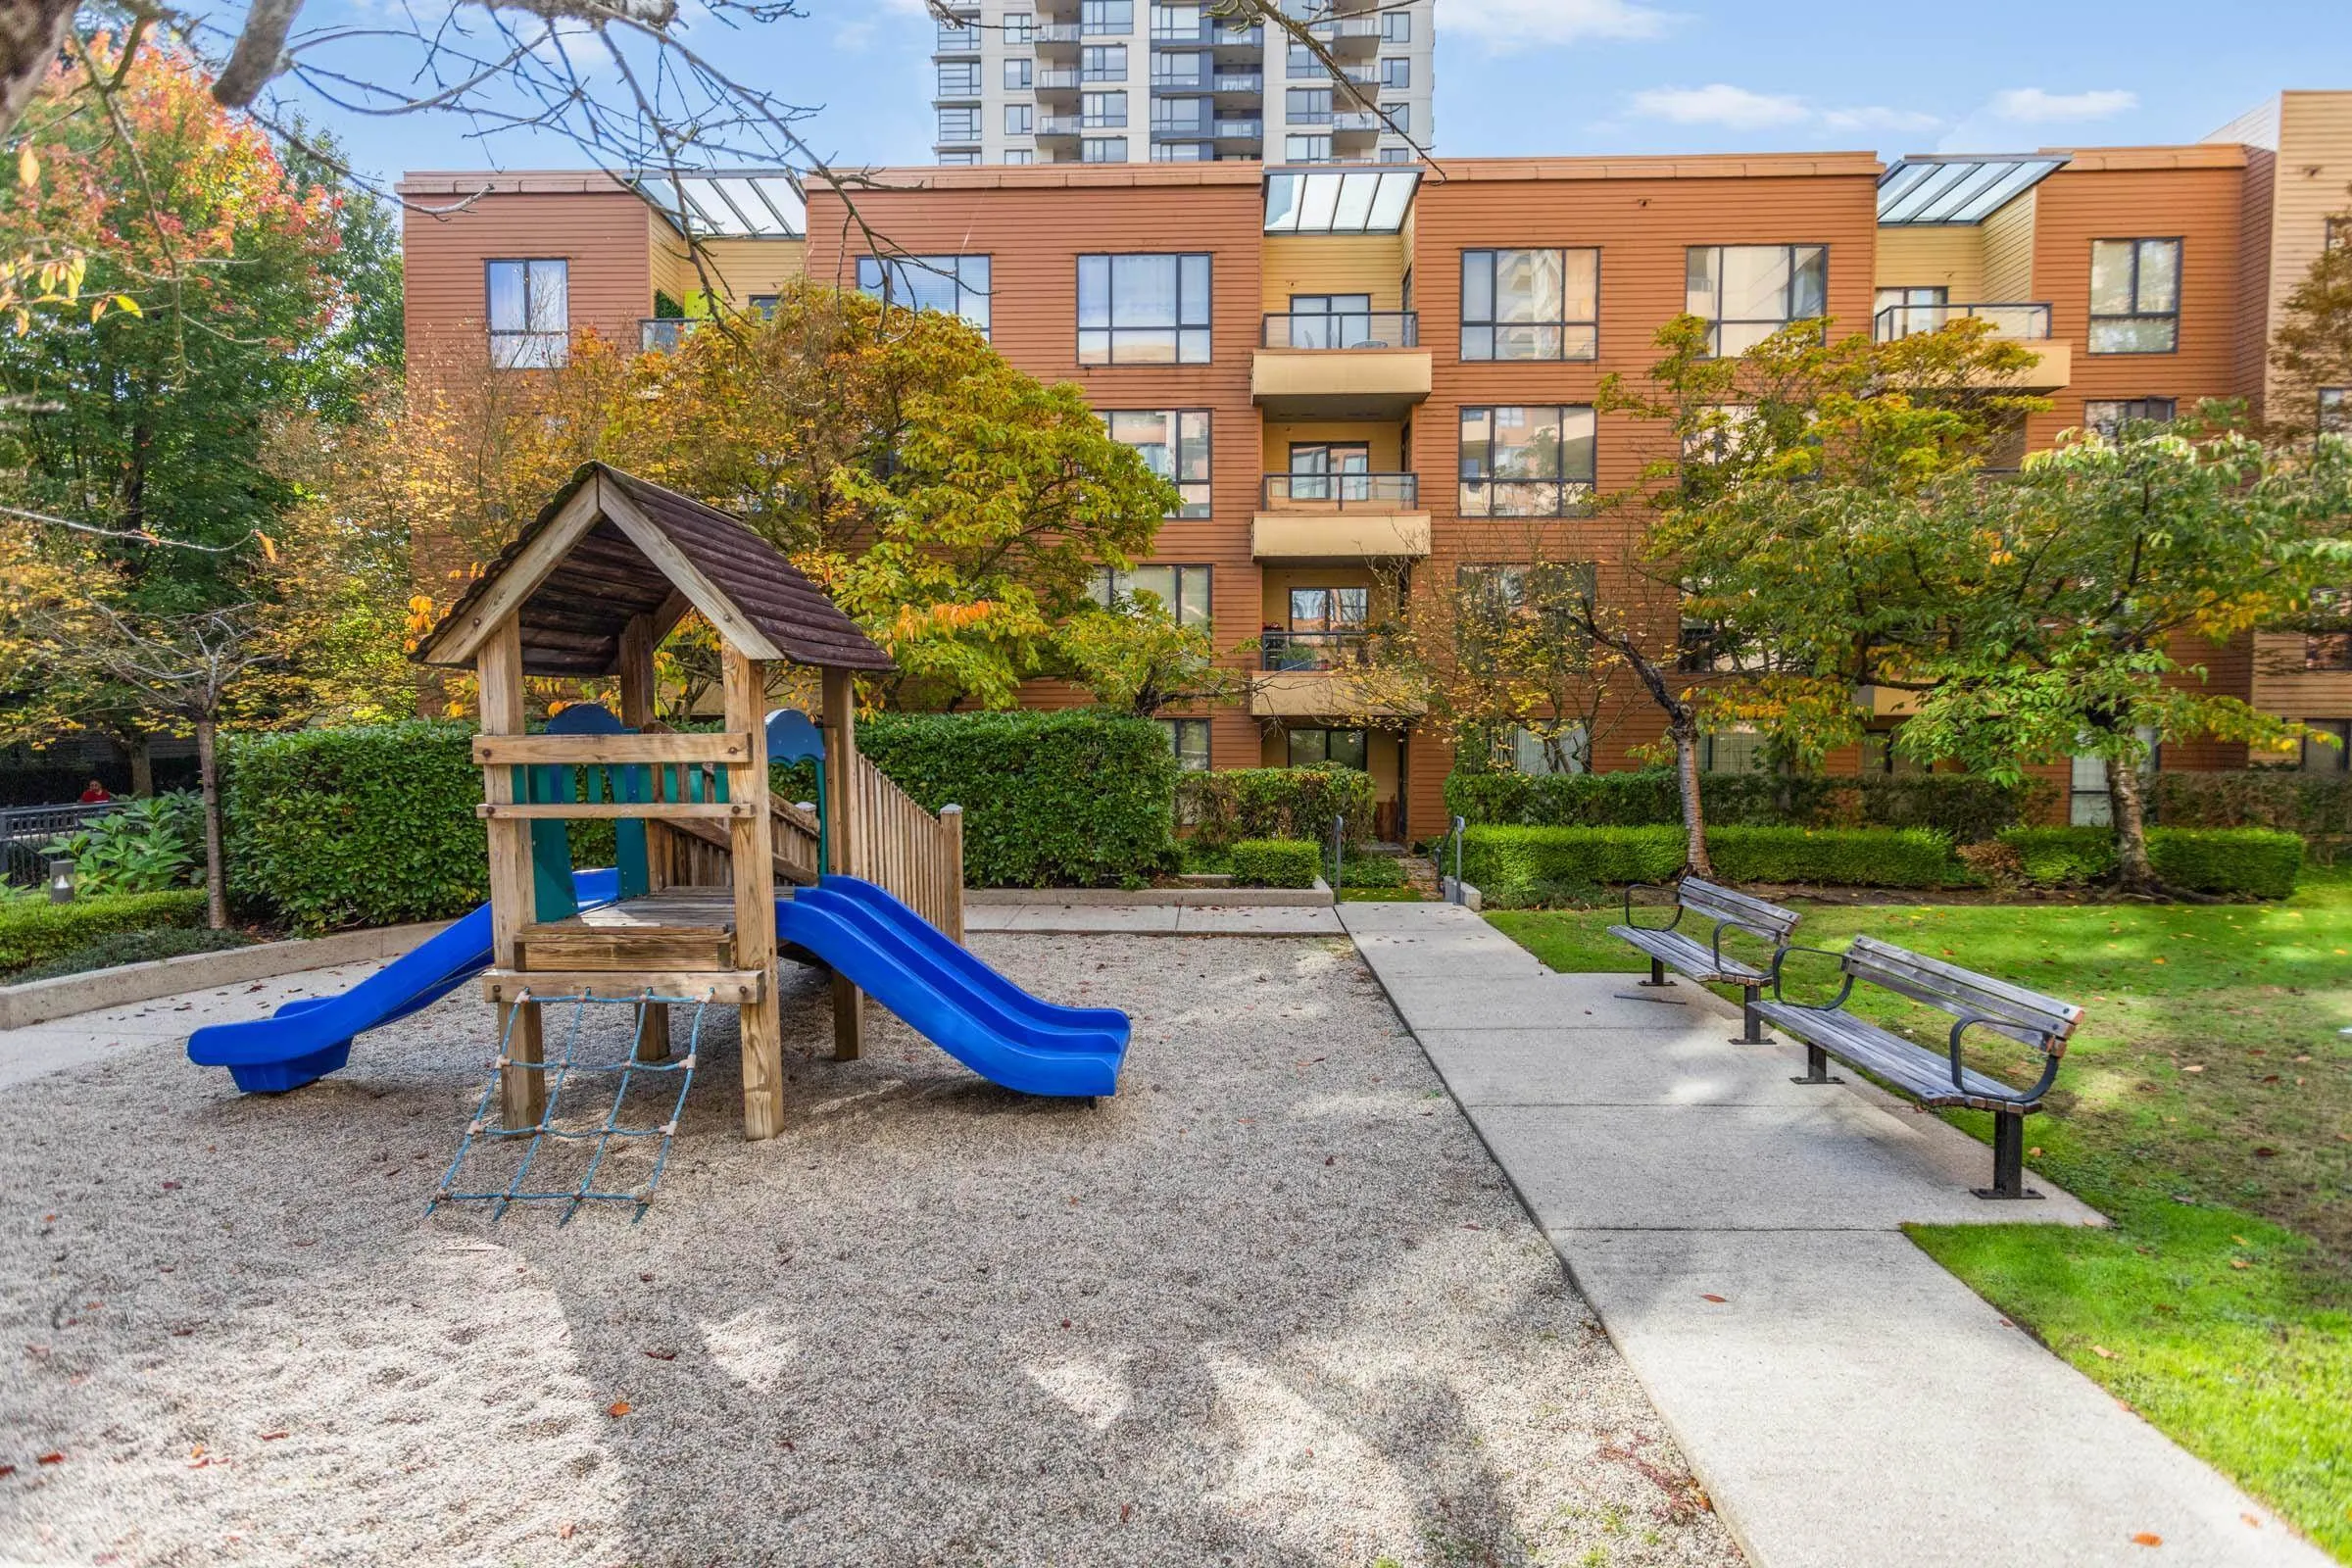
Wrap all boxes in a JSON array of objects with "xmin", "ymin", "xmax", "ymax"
[{"xmin": 1490, "ymin": 869, "xmax": 2352, "ymax": 1561}]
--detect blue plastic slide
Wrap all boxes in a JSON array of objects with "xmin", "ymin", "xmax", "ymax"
[
  {"xmin": 775, "ymin": 875, "xmax": 1130, "ymax": 1097},
  {"xmin": 186, "ymin": 869, "xmax": 620, "ymax": 1095}
]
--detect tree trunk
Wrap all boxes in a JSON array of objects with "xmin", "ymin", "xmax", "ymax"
[
  {"xmin": 2107, "ymin": 754, "xmax": 2158, "ymax": 894},
  {"xmin": 1674, "ymin": 721, "xmax": 1713, "ymax": 878},
  {"xmin": 128, "ymin": 733, "xmax": 154, "ymax": 798},
  {"xmin": 195, "ymin": 717, "xmax": 227, "ymax": 930},
  {"xmin": 0, "ymin": 0, "xmax": 77, "ymax": 144}
]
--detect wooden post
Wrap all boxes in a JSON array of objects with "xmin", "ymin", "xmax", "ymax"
[
  {"xmin": 821, "ymin": 664, "xmax": 864, "ymax": 1061},
  {"xmin": 616, "ymin": 613, "xmax": 671, "ymax": 1063},
  {"xmin": 478, "ymin": 617, "xmax": 544, "ymax": 1130},
  {"xmin": 724, "ymin": 648, "xmax": 785, "ymax": 1139},
  {"xmin": 941, "ymin": 804, "xmax": 965, "ymax": 943}
]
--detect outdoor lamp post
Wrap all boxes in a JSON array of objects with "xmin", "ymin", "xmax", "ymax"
[{"xmin": 46, "ymin": 858, "xmax": 74, "ymax": 905}]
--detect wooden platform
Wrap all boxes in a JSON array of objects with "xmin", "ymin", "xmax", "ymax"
[{"xmin": 496, "ymin": 889, "xmax": 755, "ymax": 998}]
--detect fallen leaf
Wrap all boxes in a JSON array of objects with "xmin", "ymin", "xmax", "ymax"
[
  {"xmin": 259, "ymin": 1431, "xmax": 288, "ymax": 1441},
  {"xmin": 160, "ymin": 1181, "xmax": 180, "ymax": 1192},
  {"xmin": 2253, "ymin": 1148, "xmax": 2278, "ymax": 1158},
  {"xmin": 0, "ymin": 1464, "xmax": 12, "ymax": 1478},
  {"xmin": 643, "ymin": 1348, "xmax": 677, "ymax": 1361},
  {"xmin": 2131, "ymin": 1533, "xmax": 2162, "ymax": 1547},
  {"xmin": 2230, "ymin": 1258, "xmax": 2252, "ymax": 1270},
  {"xmin": 606, "ymin": 1401, "xmax": 631, "ymax": 1418},
  {"xmin": 2241, "ymin": 1514, "xmax": 2262, "ymax": 1529},
  {"xmin": 2091, "ymin": 1345, "xmax": 2117, "ymax": 1359},
  {"xmin": 2232, "ymin": 1235, "xmax": 2251, "ymax": 1247},
  {"xmin": 35, "ymin": 1452, "xmax": 62, "ymax": 1465},
  {"xmin": 2183, "ymin": 1064, "xmax": 2205, "ymax": 1073},
  {"xmin": 559, "ymin": 1523, "xmax": 576, "ymax": 1541},
  {"xmin": 1700, "ymin": 1294, "xmax": 1728, "ymax": 1303}
]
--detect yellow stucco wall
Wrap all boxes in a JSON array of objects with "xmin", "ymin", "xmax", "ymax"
[
  {"xmin": 1980, "ymin": 189, "xmax": 2038, "ymax": 303},
  {"xmin": 1260, "ymin": 233, "xmax": 1410, "ymax": 313},
  {"xmin": 1875, "ymin": 226, "xmax": 1985, "ymax": 300}
]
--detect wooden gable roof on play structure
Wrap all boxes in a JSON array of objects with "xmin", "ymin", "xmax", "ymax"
[{"xmin": 415, "ymin": 464, "xmax": 896, "ymax": 677}]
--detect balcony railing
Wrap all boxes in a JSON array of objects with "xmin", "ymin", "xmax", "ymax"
[
  {"xmin": 1034, "ymin": 68, "xmax": 1081, "ymax": 88},
  {"xmin": 1212, "ymin": 118, "xmax": 1262, "ymax": 139},
  {"xmin": 1306, "ymin": 16, "xmax": 1379, "ymax": 40},
  {"xmin": 1873, "ymin": 302, "xmax": 2053, "ymax": 341},
  {"xmin": 1262, "ymin": 628, "xmax": 1372, "ymax": 671},
  {"xmin": 1152, "ymin": 22, "xmax": 1262, "ymax": 44},
  {"xmin": 1262, "ymin": 472, "xmax": 1418, "ymax": 510},
  {"xmin": 1031, "ymin": 23, "xmax": 1082, "ymax": 43},
  {"xmin": 1036, "ymin": 114, "xmax": 1082, "ymax": 136},
  {"xmin": 1154, "ymin": 70, "xmax": 1263, "ymax": 93},
  {"xmin": 1260, "ymin": 311, "xmax": 1418, "ymax": 349},
  {"xmin": 639, "ymin": 318, "xmax": 706, "ymax": 352}
]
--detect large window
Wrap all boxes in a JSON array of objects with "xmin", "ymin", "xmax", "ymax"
[
  {"xmin": 1004, "ymin": 104, "xmax": 1034, "ymax": 136},
  {"xmin": 486, "ymin": 258, "xmax": 567, "ymax": 368},
  {"xmin": 1287, "ymin": 727, "xmax": 1368, "ymax": 770},
  {"xmin": 1874, "ymin": 284, "xmax": 1948, "ymax": 338},
  {"xmin": 1161, "ymin": 718, "xmax": 1211, "ymax": 773},
  {"xmin": 1702, "ymin": 731, "xmax": 1768, "ymax": 775},
  {"xmin": 857, "ymin": 254, "xmax": 992, "ymax": 338},
  {"xmin": 1286, "ymin": 41, "xmax": 1319, "ymax": 77},
  {"xmin": 2088, "ymin": 238, "xmax": 2181, "ymax": 354},
  {"xmin": 1381, "ymin": 102, "xmax": 1410, "ymax": 136},
  {"xmin": 2083, "ymin": 397, "xmax": 2176, "ymax": 439},
  {"xmin": 2296, "ymin": 719, "xmax": 2351, "ymax": 773},
  {"xmin": 1507, "ymin": 722, "xmax": 1589, "ymax": 776},
  {"xmin": 1287, "ymin": 86, "xmax": 1333, "ymax": 122},
  {"xmin": 1080, "ymin": 0, "xmax": 1131, "ymax": 32},
  {"xmin": 1081, "ymin": 44, "xmax": 1126, "ymax": 79},
  {"xmin": 1081, "ymin": 137, "xmax": 1128, "ymax": 164},
  {"xmin": 1458, "ymin": 406, "xmax": 1596, "ymax": 516},
  {"xmin": 1154, "ymin": 50, "xmax": 1205, "ymax": 86},
  {"xmin": 1078, "ymin": 253, "xmax": 1211, "ymax": 364},
  {"xmin": 1104, "ymin": 410, "xmax": 1211, "ymax": 515},
  {"xmin": 937, "ymin": 107, "xmax": 979, "ymax": 141},
  {"xmin": 1380, "ymin": 56, "xmax": 1410, "ymax": 88},
  {"xmin": 1081, "ymin": 90, "xmax": 1128, "ymax": 126},
  {"xmin": 1686, "ymin": 244, "xmax": 1827, "ymax": 357},
  {"xmin": 1460, "ymin": 248, "xmax": 1598, "ymax": 361},
  {"xmin": 1286, "ymin": 134, "xmax": 1334, "ymax": 163},
  {"xmin": 1381, "ymin": 9, "xmax": 1410, "ymax": 41},
  {"xmin": 1004, "ymin": 58, "xmax": 1033, "ymax": 89},
  {"xmin": 937, "ymin": 60, "xmax": 979, "ymax": 95},
  {"xmin": 1154, "ymin": 96, "xmax": 1210, "ymax": 134},
  {"xmin": 1092, "ymin": 564, "xmax": 1212, "ymax": 628}
]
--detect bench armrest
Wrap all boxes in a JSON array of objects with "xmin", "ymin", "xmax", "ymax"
[
  {"xmin": 1712, "ymin": 917, "xmax": 1784, "ymax": 969},
  {"xmin": 1620, "ymin": 882, "xmax": 1685, "ymax": 933},
  {"xmin": 1768, "ymin": 945, "xmax": 1854, "ymax": 1008},
  {"xmin": 1948, "ymin": 1014, "xmax": 2064, "ymax": 1104}
]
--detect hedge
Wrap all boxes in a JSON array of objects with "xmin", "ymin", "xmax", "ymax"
[
  {"xmin": 1229, "ymin": 839, "xmax": 1322, "ymax": 889},
  {"xmin": 2151, "ymin": 770, "xmax": 2352, "ymax": 837},
  {"xmin": 1444, "ymin": 769, "xmax": 2042, "ymax": 843},
  {"xmin": 0, "ymin": 890, "xmax": 207, "ymax": 976},
  {"xmin": 853, "ymin": 710, "xmax": 1177, "ymax": 888},
  {"xmin": 1459, "ymin": 824, "xmax": 1966, "ymax": 903},
  {"xmin": 1337, "ymin": 851, "xmax": 1408, "ymax": 888},
  {"xmin": 1179, "ymin": 765, "xmax": 1376, "ymax": 850},
  {"xmin": 1997, "ymin": 825, "xmax": 2305, "ymax": 899}
]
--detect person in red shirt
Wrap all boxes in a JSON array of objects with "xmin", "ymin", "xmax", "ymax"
[{"xmin": 77, "ymin": 779, "xmax": 112, "ymax": 804}]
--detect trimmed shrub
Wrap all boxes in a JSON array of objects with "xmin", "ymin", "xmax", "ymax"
[
  {"xmin": 855, "ymin": 710, "xmax": 1177, "ymax": 888},
  {"xmin": 1337, "ymin": 851, "xmax": 1408, "ymax": 888},
  {"xmin": 12, "ymin": 925, "xmax": 258, "ymax": 983},
  {"xmin": 1445, "ymin": 769, "xmax": 2041, "ymax": 842},
  {"xmin": 1228, "ymin": 839, "xmax": 1322, "ymax": 889},
  {"xmin": 1997, "ymin": 826, "xmax": 2117, "ymax": 887},
  {"xmin": 0, "ymin": 890, "xmax": 207, "ymax": 976},
  {"xmin": 2152, "ymin": 770, "xmax": 2352, "ymax": 837},
  {"xmin": 2150, "ymin": 828, "xmax": 2303, "ymax": 900},
  {"xmin": 1459, "ymin": 826, "xmax": 1688, "ymax": 903},
  {"xmin": 223, "ymin": 722, "xmax": 492, "ymax": 931},
  {"xmin": 1706, "ymin": 826, "xmax": 1962, "ymax": 888},
  {"xmin": 1179, "ymin": 765, "xmax": 1376, "ymax": 850}
]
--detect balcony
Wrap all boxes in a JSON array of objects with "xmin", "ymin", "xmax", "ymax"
[
  {"xmin": 1034, "ymin": 68, "xmax": 1082, "ymax": 89},
  {"xmin": 1151, "ymin": 22, "xmax": 1262, "ymax": 47},
  {"xmin": 1262, "ymin": 311, "xmax": 1417, "ymax": 350},
  {"xmin": 1873, "ymin": 301, "xmax": 2071, "ymax": 389},
  {"xmin": 1031, "ymin": 23, "xmax": 1082, "ymax": 45},
  {"xmin": 1250, "ymin": 633, "xmax": 1422, "ymax": 719},
  {"xmin": 1305, "ymin": 15, "xmax": 1380, "ymax": 51},
  {"xmin": 1036, "ymin": 114, "xmax": 1083, "ymax": 137},
  {"xmin": 1253, "ymin": 474, "xmax": 1430, "ymax": 563},
  {"xmin": 1252, "ymin": 317, "xmax": 1431, "ymax": 418},
  {"xmin": 1211, "ymin": 118, "xmax": 1262, "ymax": 141}
]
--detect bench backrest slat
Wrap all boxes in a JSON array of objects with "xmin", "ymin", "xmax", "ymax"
[
  {"xmin": 1679, "ymin": 877, "xmax": 1802, "ymax": 943},
  {"xmin": 1843, "ymin": 934, "xmax": 2082, "ymax": 1049}
]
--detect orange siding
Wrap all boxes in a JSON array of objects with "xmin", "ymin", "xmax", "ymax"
[{"xmin": 400, "ymin": 175, "xmax": 657, "ymax": 368}]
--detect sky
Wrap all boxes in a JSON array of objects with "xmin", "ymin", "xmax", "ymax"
[{"xmin": 301, "ymin": 0, "xmax": 2352, "ymax": 190}]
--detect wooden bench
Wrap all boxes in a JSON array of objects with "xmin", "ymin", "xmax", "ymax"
[
  {"xmin": 1609, "ymin": 877, "xmax": 1802, "ymax": 1045},
  {"xmin": 1754, "ymin": 934, "xmax": 2083, "ymax": 1200}
]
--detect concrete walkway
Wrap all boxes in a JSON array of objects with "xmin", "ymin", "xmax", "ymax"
[
  {"xmin": 964, "ymin": 902, "xmax": 1344, "ymax": 936},
  {"xmin": 1339, "ymin": 900, "xmax": 2333, "ymax": 1568},
  {"xmin": 0, "ymin": 959, "xmax": 382, "ymax": 1091}
]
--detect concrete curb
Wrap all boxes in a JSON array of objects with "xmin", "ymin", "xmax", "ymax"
[
  {"xmin": 967, "ymin": 880, "xmax": 1333, "ymax": 908},
  {"xmin": 0, "ymin": 920, "xmax": 451, "ymax": 1031}
]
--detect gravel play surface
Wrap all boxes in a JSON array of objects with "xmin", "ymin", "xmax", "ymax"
[{"xmin": 0, "ymin": 935, "xmax": 1742, "ymax": 1568}]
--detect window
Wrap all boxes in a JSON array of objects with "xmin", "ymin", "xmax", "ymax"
[
  {"xmin": 1081, "ymin": 137, "xmax": 1128, "ymax": 163},
  {"xmin": 1459, "ymin": 249, "xmax": 1596, "ymax": 362},
  {"xmin": 938, "ymin": 151, "xmax": 979, "ymax": 167},
  {"xmin": 1381, "ymin": 9, "xmax": 1410, "ymax": 41},
  {"xmin": 1288, "ymin": 438, "xmax": 1370, "ymax": 500},
  {"xmin": 1092, "ymin": 564, "xmax": 1212, "ymax": 627},
  {"xmin": 1154, "ymin": 96, "xmax": 1210, "ymax": 133},
  {"xmin": 1081, "ymin": 44, "xmax": 1126, "ymax": 79},
  {"xmin": 1858, "ymin": 733, "xmax": 1926, "ymax": 776},
  {"xmin": 2307, "ymin": 589, "xmax": 2352, "ymax": 671},
  {"xmin": 1459, "ymin": 406, "xmax": 1596, "ymax": 515},
  {"xmin": 1151, "ymin": 0, "xmax": 1200, "ymax": 36},
  {"xmin": 1379, "ymin": 146, "xmax": 1415, "ymax": 165},
  {"xmin": 1287, "ymin": 86, "xmax": 1333, "ymax": 122},
  {"xmin": 2321, "ymin": 387, "xmax": 2347, "ymax": 434},
  {"xmin": 1161, "ymin": 718, "xmax": 1212, "ymax": 772},
  {"xmin": 1004, "ymin": 149, "xmax": 1036, "ymax": 166},
  {"xmin": 1701, "ymin": 731, "xmax": 1767, "ymax": 774},
  {"xmin": 1155, "ymin": 51, "xmax": 1205, "ymax": 86},
  {"xmin": 1287, "ymin": 728, "xmax": 1368, "ymax": 770},
  {"xmin": 1004, "ymin": 13, "xmax": 1034, "ymax": 44},
  {"xmin": 1152, "ymin": 142, "xmax": 1212, "ymax": 163},
  {"xmin": 1081, "ymin": 90, "xmax": 1128, "ymax": 126},
  {"xmin": 1508, "ymin": 723, "xmax": 1589, "ymax": 776},
  {"xmin": 937, "ymin": 20, "xmax": 978, "ymax": 49},
  {"xmin": 1287, "ymin": 42, "xmax": 1321, "ymax": 78},
  {"xmin": 1081, "ymin": 0, "xmax": 1131, "ymax": 32},
  {"xmin": 1686, "ymin": 245, "xmax": 1827, "ymax": 357},
  {"xmin": 2068, "ymin": 730, "xmax": 2158, "ymax": 824},
  {"xmin": 1004, "ymin": 104, "xmax": 1034, "ymax": 136},
  {"xmin": 1284, "ymin": 292, "xmax": 1373, "ymax": 349},
  {"xmin": 1104, "ymin": 410, "xmax": 1211, "ymax": 515},
  {"xmin": 1004, "ymin": 58, "xmax": 1034, "ymax": 89},
  {"xmin": 1455, "ymin": 563, "xmax": 1591, "ymax": 672},
  {"xmin": 937, "ymin": 107, "xmax": 979, "ymax": 141},
  {"xmin": 2327, "ymin": 218, "xmax": 2349, "ymax": 251},
  {"xmin": 1682, "ymin": 403, "xmax": 1759, "ymax": 465},
  {"xmin": 2083, "ymin": 398, "xmax": 2176, "ymax": 439},
  {"xmin": 1286, "ymin": 134, "xmax": 1334, "ymax": 163},
  {"xmin": 1874, "ymin": 284, "xmax": 1947, "ymax": 338},
  {"xmin": 748, "ymin": 294, "xmax": 779, "ymax": 318},
  {"xmin": 486, "ymin": 258, "xmax": 567, "ymax": 368},
  {"xmin": 1381, "ymin": 102, "xmax": 1409, "ymax": 135},
  {"xmin": 1380, "ymin": 56, "xmax": 1409, "ymax": 88},
  {"xmin": 1079, "ymin": 253, "xmax": 1211, "ymax": 364},
  {"xmin": 2297, "ymin": 719, "xmax": 2351, "ymax": 773},
  {"xmin": 856, "ymin": 254, "xmax": 993, "ymax": 337},
  {"xmin": 938, "ymin": 60, "xmax": 979, "ymax": 95},
  {"xmin": 2088, "ymin": 238, "xmax": 2181, "ymax": 354}
]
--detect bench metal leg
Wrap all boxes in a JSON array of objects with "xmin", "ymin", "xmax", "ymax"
[
  {"xmin": 1638, "ymin": 956, "xmax": 1674, "ymax": 989},
  {"xmin": 1789, "ymin": 1044, "xmax": 1843, "ymax": 1085},
  {"xmin": 1974, "ymin": 1112, "xmax": 2045, "ymax": 1200},
  {"xmin": 1732, "ymin": 984, "xmax": 1765, "ymax": 1046}
]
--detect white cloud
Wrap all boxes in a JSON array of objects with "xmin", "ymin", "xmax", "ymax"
[
  {"xmin": 1631, "ymin": 83, "xmax": 1809, "ymax": 130},
  {"xmin": 1629, "ymin": 84, "xmax": 1939, "ymax": 137},
  {"xmin": 1446, "ymin": 0, "xmax": 1680, "ymax": 47},
  {"xmin": 1987, "ymin": 87, "xmax": 2138, "ymax": 123}
]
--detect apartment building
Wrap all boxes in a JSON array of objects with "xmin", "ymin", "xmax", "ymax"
[
  {"xmin": 398, "ymin": 93, "xmax": 2352, "ymax": 841},
  {"xmin": 929, "ymin": 0, "xmax": 1434, "ymax": 167}
]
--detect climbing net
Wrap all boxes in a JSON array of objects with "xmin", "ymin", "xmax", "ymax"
[{"xmin": 431, "ymin": 991, "xmax": 710, "ymax": 1223}]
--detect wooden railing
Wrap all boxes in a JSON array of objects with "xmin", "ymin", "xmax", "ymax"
[
  {"xmin": 663, "ymin": 793, "xmax": 821, "ymax": 890},
  {"xmin": 846, "ymin": 752, "xmax": 965, "ymax": 942}
]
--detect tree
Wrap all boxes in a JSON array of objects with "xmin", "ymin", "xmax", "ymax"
[
  {"xmin": 1898, "ymin": 419, "xmax": 2352, "ymax": 892},
  {"xmin": 399, "ymin": 283, "xmax": 1180, "ymax": 710},
  {"xmin": 1056, "ymin": 596, "xmax": 1240, "ymax": 718},
  {"xmin": 2270, "ymin": 236, "xmax": 2352, "ymax": 437}
]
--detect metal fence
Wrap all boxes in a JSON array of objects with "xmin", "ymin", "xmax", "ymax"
[{"xmin": 0, "ymin": 801, "xmax": 110, "ymax": 884}]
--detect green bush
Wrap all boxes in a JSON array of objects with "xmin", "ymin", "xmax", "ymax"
[
  {"xmin": 43, "ymin": 791, "xmax": 205, "ymax": 894},
  {"xmin": 1460, "ymin": 823, "xmax": 1965, "ymax": 903},
  {"xmin": 1337, "ymin": 851, "xmax": 1407, "ymax": 888},
  {"xmin": 12, "ymin": 925, "xmax": 258, "ymax": 983},
  {"xmin": 2152, "ymin": 770, "xmax": 2352, "ymax": 836},
  {"xmin": 1459, "ymin": 826, "xmax": 1689, "ymax": 904},
  {"xmin": 1179, "ymin": 765, "xmax": 1376, "ymax": 850},
  {"xmin": 1997, "ymin": 826, "xmax": 2118, "ymax": 886},
  {"xmin": 854, "ymin": 710, "xmax": 1177, "ymax": 888},
  {"xmin": 1228, "ymin": 839, "xmax": 1322, "ymax": 889},
  {"xmin": 1445, "ymin": 769, "xmax": 2040, "ymax": 842},
  {"xmin": 2149, "ymin": 828, "xmax": 2303, "ymax": 900},
  {"xmin": 0, "ymin": 890, "xmax": 207, "ymax": 976}
]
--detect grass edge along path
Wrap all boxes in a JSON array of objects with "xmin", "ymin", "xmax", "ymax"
[{"xmin": 1489, "ymin": 875, "xmax": 2352, "ymax": 1563}]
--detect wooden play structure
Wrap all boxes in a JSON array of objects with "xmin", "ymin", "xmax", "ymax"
[{"xmin": 414, "ymin": 463, "xmax": 966, "ymax": 1141}]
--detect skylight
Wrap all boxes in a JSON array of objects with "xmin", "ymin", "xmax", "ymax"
[
  {"xmin": 1877, "ymin": 155, "xmax": 2069, "ymax": 226},
  {"xmin": 1264, "ymin": 166, "xmax": 1420, "ymax": 235},
  {"xmin": 629, "ymin": 170, "xmax": 807, "ymax": 238}
]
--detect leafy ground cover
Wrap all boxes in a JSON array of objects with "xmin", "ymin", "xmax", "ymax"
[
  {"xmin": 4, "ymin": 925, "xmax": 260, "ymax": 984},
  {"xmin": 1490, "ymin": 869, "xmax": 2352, "ymax": 1560}
]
